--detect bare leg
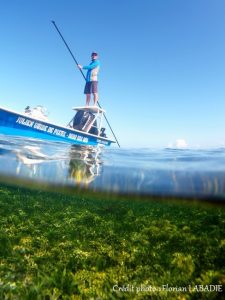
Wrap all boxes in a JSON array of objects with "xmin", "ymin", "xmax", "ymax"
[
  {"xmin": 93, "ymin": 93, "xmax": 98, "ymax": 106},
  {"xmin": 86, "ymin": 94, "xmax": 91, "ymax": 106}
]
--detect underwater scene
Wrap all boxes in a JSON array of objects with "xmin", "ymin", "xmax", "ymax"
[{"xmin": 0, "ymin": 135, "xmax": 224, "ymax": 299}]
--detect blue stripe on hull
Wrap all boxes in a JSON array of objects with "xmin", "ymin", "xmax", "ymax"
[
  {"xmin": 0, "ymin": 126, "xmax": 90, "ymax": 145},
  {"xmin": 0, "ymin": 108, "xmax": 112, "ymax": 146}
]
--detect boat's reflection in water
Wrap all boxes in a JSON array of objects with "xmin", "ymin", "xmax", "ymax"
[
  {"xmin": 68, "ymin": 145, "xmax": 101, "ymax": 185},
  {"xmin": 0, "ymin": 137, "xmax": 102, "ymax": 186}
]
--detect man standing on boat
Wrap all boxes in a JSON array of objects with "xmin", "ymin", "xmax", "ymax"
[{"xmin": 78, "ymin": 52, "xmax": 100, "ymax": 106}]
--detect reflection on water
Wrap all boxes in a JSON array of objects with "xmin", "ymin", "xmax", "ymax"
[
  {"xmin": 68, "ymin": 145, "xmax": 101, "ymax": 185},
  {"xmin": 0, "ymin": 135, "xmax": 102, "ymax": 187},
  {"xmin": 1, "ymin": 135, "xmax": 225, "ymax": 200}
]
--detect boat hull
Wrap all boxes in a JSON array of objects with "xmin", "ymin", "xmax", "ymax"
[{"xmin": 0, "ymin": 107, "xmax": 113, "ymax": 146}]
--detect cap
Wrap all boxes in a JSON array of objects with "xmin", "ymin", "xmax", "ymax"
[{"xmin": 91, "ymin": 52, "xmax": 98, "ymax": 56}]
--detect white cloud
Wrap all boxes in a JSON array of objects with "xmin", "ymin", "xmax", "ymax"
[{"xmin": 167, "ymin": 139, "xmax": 188, "ymax": 149}]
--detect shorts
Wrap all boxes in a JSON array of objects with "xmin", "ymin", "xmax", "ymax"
[{"xmin": 84, "ymin": 81, "xmax": 98, "ymax": 94}]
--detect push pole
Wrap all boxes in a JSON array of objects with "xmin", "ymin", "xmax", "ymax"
[
  {"xmin": 51, "ymin": 21, "xmax": 86, "ymax": 81},
  {"xmin": 51, "ymin": 20, "xmax": 120, "ymax": 147}
]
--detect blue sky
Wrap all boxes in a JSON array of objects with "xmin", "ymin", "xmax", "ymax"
[{"xmin": 0, "ymin": 0, "xmax": 225, "ymax": 148}]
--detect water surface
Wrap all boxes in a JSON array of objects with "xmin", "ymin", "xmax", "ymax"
[{"xmin": 0, "ymin": 134, "xmax": 225, "ymax": 199}]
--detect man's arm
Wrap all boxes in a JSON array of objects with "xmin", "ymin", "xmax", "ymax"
[{"xmin": 82, "ymin": 60, "xmax": 100, "ymax": 70}]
